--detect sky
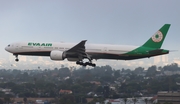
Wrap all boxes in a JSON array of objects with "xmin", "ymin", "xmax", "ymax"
[{"xmin": 0, "ymin": 0, "xmax": 180, "ymax": 70}]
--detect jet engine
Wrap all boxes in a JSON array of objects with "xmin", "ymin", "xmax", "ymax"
[{"xmin": 50, "ymin": 50, "xmax": 66, "ymax": 60}]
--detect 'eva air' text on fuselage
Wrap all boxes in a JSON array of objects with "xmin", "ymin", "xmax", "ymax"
[{"xmin": 28, "ymin": 42, "xmax": 52, "ymax": 47}]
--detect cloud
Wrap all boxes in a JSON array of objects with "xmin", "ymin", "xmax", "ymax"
[
  {"xmin": 173, "ymin": 58, "xmax": 180, "ymax": 65},
  {"xmin": 153, "ymin": 56, "xmax": 161, "ymax": 64},
  {"xmin": 19, "ymin": 56, "xmax": 27, "ymax": 62},
  {"xmin": 94, "ymin": 59, "xmax": 151, "ymax": 70},
  {"xmin": 162, "ymin": 55, "xmax": 168, "ymax": 63},
  {"xmin": 152, "ymin": 55, "xmax": 170, "ymax": 66},
  {"xmin": 0, "ymin": 60, "xmax": 2, "ymax": 65},
  {"xmin": 138, "ymin": 61, "xmax": 144, "ymax": 66}
]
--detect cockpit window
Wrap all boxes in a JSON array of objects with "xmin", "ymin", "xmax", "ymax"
[{"xmin": 8, "ymin": 44, "xmax": 10, "ymax": 47}]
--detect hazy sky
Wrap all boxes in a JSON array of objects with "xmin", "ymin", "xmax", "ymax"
[{"xmin": 0, "ymin": 0, "xmax": 180, "ymax": 70}]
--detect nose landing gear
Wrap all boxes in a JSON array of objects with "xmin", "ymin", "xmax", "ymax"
[
  {"xmin": 14, "ymin": 55, "xmax": 19, "ymax": 62},
  {"xmin": 15, "ymin": 58, "xmax": 19, "ymax": 62}
]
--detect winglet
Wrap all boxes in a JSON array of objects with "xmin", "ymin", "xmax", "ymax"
[{"xmin": 142, "ymin": 24, "xmax": 171, "ymax": 49}]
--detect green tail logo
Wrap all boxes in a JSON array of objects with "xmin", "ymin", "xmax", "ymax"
[
  {"xmin": 142, "ymin": 24, "xmax": 171, "ymax": 49},
  {"xmin": 151, "ymin": 31, "xmax": 163, "ymax": 42}
]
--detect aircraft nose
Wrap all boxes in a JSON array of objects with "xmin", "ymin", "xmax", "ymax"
[
  {"xmin": 5, "ymin": 45, "xmax": 10, "ymax": 52},
  {"xmin": 5, "ymin": 46, "xmax": 8, "ymax": 51}
]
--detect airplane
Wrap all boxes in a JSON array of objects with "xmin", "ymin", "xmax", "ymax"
[{"xmin": 5, "ymin": 24, "xmax": 171, "ymax": 67}]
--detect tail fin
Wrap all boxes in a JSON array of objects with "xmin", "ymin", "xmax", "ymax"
[{"xmin": 142, "ymin": 24, "xmax": 171, "ymax": 49}]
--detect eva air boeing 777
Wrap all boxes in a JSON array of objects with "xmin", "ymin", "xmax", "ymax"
[{"xmin": 5, "ymin": 24, "xmax": 170, "ymax": 67}]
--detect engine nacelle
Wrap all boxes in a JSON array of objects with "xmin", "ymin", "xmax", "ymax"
[{"xmin": 50, "ymin": 50, "xmax": 65, "ymax": 60}]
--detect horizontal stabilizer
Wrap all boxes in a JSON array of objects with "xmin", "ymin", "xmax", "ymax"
[{"xmin": 148, "ymin": 49, "xmax": 164, "ymax": 54}]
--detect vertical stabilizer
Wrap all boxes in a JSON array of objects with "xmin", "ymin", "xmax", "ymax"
[{"xmin": 142, "ymin": 24, "xmax": 171, "ymax": 49}]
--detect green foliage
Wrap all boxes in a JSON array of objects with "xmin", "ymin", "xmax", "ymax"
[
  {"xmin": 146, "ymin": 65, "xmax": 157, "ymax": 77},
  {"xmin": 0, "ymin": 99, "xmax": 3, "ymax": 104},
  {"xmin": 134, "ymin": 67, "xmax": 144, "ymax": 74},
  {"xmin": 0, "ymin": 63, "xmax": 179, "ymax": 100},
  {"xmin": 0, "ymin": 91, "xmax": 5, "ymax": 97}
]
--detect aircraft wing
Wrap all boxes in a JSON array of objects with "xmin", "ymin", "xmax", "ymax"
[{"xmin": 66, "ymin": 40, "xmax": 89, "ymax": 60}]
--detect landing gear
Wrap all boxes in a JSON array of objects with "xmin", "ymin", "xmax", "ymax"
[
  {"xmin": 76, "ymin": 61, "xmax": 96, "ymax": 67},
  {"xmin": 15, "ymin": 59, "xmax": 19, "ymax": 62},
  {"xmin": 14, "ymin": 55, "xmax": 19, "ymax": 62}
]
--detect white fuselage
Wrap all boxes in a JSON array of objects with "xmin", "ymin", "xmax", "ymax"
[{"xmin": 5, "ymin": 42, "xmax": 138, "ymax": 60}]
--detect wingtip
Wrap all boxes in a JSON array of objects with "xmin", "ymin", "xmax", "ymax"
[{"xmin": 82, "ymin": 40, "xmax": 87, "ymax": 42}]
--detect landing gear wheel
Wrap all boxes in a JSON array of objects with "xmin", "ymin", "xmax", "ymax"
[
  {"xmin": 76, "ymin": 61, "xmax": 83, "ymax": 65},
  {"xmin": 76, "ymin": 61, "xmax": 96, "ymax": 67},
  {"xmin": 14, "ymin": 54, "xmax": 19, "ymax": 62},
  {"xmin": 15, "ymin": 59, "xmax": 19, "ymax": 62},
  {"xmin": 91, "ymin": 63, "xmax": 96, "ymax": 67},
  {"xmin": 82, "ymin": 63, "xmax": 87, "ymax": 67},
  {"xmin": 76, "ymin": 61, "xmax": 80, "ymax": 65}
]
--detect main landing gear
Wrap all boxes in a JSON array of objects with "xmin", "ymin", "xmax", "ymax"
[
  {"xmin": 14, "ymin": 55, "xmax": 19, "ymax": 62},
  {"xmin": 76, "ymin": 61, "xmax": 96, "ymax": 67}
]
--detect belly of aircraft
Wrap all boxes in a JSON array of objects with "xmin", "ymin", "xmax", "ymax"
[
  {"xmin": 14, "ymin": 51, "xmax": 50, "ymax": 56},
  {"xmin": 15, "ymin": 50, "xmax": 167, "ymax": 61}
]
